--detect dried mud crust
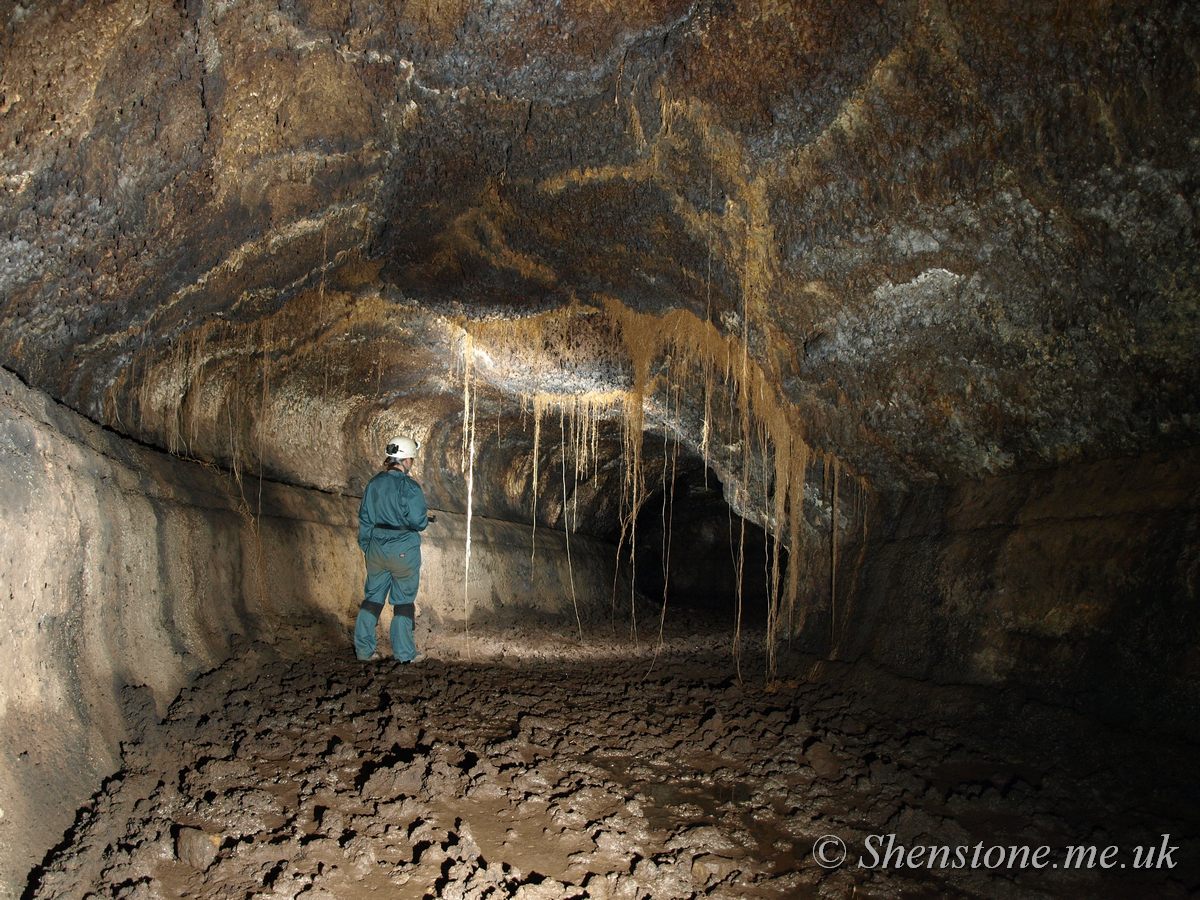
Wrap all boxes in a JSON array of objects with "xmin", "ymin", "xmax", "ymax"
[{"xmin": 26, "ymin": 625, "xmax": 1197, "ymax": 900}]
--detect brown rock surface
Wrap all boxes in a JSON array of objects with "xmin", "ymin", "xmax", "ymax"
[
  {"xmin": 1, "ymin": 0, "xmax": 1199, "ymax": 897},
  {"xmin": 175, "ymin": 827, "xmax": 219, "ymax": 871},
  {"xmin": 0, "ymin": 0, "xmax": 1196, "ymax": 496}
]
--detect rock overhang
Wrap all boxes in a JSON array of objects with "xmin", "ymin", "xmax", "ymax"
[{"xmin": 0, "ymin": 0, "xmax": 1197, "ymax": 516}]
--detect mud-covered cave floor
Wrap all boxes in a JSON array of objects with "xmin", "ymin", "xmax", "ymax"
[{"xmin": 26, "ymin": 617, "xmax": 1199, "ymax": 900}]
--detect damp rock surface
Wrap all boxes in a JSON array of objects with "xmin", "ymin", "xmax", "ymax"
[
  {"xmin": 1, "ymin": 0, "xmax": 1197, "ymax": 499},
  {"xmin": 26, "ymin": 623, "xmax": 1199, "ymax": 900}
]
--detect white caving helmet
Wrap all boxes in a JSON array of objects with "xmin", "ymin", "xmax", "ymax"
[{"xmin": 385, "ymin": 436, "xmax": 420, "ymax": 461}]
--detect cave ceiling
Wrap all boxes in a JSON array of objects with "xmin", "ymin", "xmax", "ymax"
[{"xmin": 1, "ymin": 0, "xmax": 1198, "ymax": 526}]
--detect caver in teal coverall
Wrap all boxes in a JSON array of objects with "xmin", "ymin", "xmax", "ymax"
[{"xmin": 354, "ymin": 466, "xmax": 429, "ymax": 661}]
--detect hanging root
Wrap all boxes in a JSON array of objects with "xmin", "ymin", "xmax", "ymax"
[
  {"xmin": 560, "ymin": 406, "xmax": 583, "ymax": 643},
  {"xmin": 460, "ymin": 296, "xmax": 860, "ymax": 676},
  {"xmin": 531, "ymin": 399, "xmax": 541, "ymax": 585},
  {"xmin": 463, "ymin": 366, "xmax": 477, "ymax": 643}
]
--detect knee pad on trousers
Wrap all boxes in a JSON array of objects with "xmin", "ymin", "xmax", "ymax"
[
  {"xmin": 393, "ymin": 603, "xmax": 414, "ymax": 621},
  {"xmin": 360, "ymin": 599, "xmax": 385, "ymax": 616}
]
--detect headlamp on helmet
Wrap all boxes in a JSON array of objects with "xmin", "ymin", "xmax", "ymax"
[{"xmin": 385, "ymin": 436, "xmax": 420, "ymax": 461}]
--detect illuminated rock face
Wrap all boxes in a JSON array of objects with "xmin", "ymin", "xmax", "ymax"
[
  {"xmin": 3, "ymin": 0, "xmax": 1197, "ymax": 686},
  {"xmin": 2, "ymin": 0, "xmax": 1197, "ymax": 498},
  {"xmin": 1, "ymin": 0, "xmax": 1199, "ymax": 894}
]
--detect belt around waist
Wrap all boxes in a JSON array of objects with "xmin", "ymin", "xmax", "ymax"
[{"xmin": 374, "ymin": 523, "xmax": 407, "ymax": 531}]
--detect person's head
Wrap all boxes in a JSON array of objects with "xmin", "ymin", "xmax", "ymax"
[{"xmin": 384, "ymin": 435, "xmax": 419, "ymax": 472}]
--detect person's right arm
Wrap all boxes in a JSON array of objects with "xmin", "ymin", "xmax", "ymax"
[{"xmin": 403, "ymin": 481, "xmax": 430, "ymax": 531}]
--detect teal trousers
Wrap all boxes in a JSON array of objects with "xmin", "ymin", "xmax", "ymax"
[
  {"xmin": 354, "ymin": 601, "xmax": 415, "ymax": 661},
  {"xmin": 354, "ymin": 538, "xmax": 420, "ymax": 661}
]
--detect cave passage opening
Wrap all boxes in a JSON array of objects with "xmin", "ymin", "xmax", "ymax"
[{"xmin": 626, "ymin": 456, "xmax": 778, "ymax": 629}]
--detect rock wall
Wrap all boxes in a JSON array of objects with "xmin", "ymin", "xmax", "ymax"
[
  {"xmin": 839, "ymin": 451, "xmax": 1200, "ymax": 739},
  {"xmin": 0, "ymin": 367, "xmax": 621, "ymax": 900}
]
